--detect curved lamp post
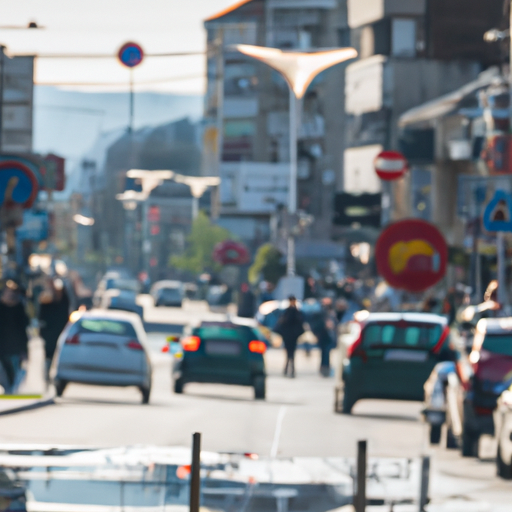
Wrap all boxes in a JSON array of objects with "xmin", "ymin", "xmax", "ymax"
[{"xmin": 235, "ymin": 45, "xmax": 357, "ymax": 275}]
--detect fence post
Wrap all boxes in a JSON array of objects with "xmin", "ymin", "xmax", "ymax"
[
  {"xmin": 418, "ymin": 456, "xmax": 430, "ymax": 512},
  {"xmin": 190, "ymin": 433, "xmax": 201, "ymax": 512},
  {"xmin": 354, "ymin": 440, "xmax": 367, "ymax": 512}
]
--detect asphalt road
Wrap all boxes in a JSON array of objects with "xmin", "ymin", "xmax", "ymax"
[{"xmin": 2, "ymin": 299, "xmax": 511, "ymax": 510}]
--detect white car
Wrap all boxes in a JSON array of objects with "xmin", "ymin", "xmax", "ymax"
[
  {"xmin": 495, "ymin": 386, "xmax": 512, "ymax": 479},
  {"xmin": 51, "ymin": 310, "xmax": 152, "ymax": 404}
]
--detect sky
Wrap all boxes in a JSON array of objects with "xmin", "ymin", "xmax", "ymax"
[{"xmin": 0, "ymin": 0, "xmax": 237, "ymax": 94}]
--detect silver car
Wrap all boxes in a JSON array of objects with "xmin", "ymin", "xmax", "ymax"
[{"xmin": 51, "ymin": 310, "xmax": 152, "ymax": 404}]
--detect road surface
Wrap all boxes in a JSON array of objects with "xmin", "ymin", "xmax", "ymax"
[{"xmin": 1, "ymin": 299, "xmax": 510, "ymax": 511}]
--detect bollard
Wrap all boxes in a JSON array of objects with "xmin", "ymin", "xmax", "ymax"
[
  {"xmin": 418, "ymin": 456, "xmax": 430, "ymax": 512},
  {"xmin": 190, "ymin": 433, "xmax": 201, "ymax": 512},
  {"xmin": 354, "ymin": 440, "xmax": 367, "ymax": 512}
]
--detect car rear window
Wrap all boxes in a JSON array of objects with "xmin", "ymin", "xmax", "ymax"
[
  {"xmin": 362, "ymin": 323, "xmax": 443, "ymax": 349},
  {"xmin": 482, "ymin": 335, "xmax": 512, "ymax": 357},
  {"xmin": 194, "ymin": 325, "xmax": 252, "ymax": 343},
  {"xmin": 77, "ymin": 319, "xmax": 137, "ymax": 337}
]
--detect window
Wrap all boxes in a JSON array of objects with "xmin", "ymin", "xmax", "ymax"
[
  {"xmin": 392, "ymin": 19, "xmax": 416, "ymax": 57},
  {"xmin": 362, "ymin": 323, "xmax": 442, "ymax": 349},
  {"xmin": 77, "ymin": 319, "xmax": 137, "ymax": 338}
]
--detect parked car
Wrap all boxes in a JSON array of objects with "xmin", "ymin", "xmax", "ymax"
[
  {"xmin": 337, "ymin": 313, "xmax": 456, "ymax": 414},
  {"xmin": 51, "ymin": 310, "xmax": 152, "ymax": 404},
  {"xmin": 171, "ymin": 320, "xmax": 267, "ymax": 399},
  {"xmin": 151, "ymin": 281, "xmax": 184, "ymax": 308},
  {"xmin": 494, "ymin": 384, "xmax": 512, "ymax": 479},
  {"xmin": 459, "ymin": 318, "xmax": 512, "ymax": 457},
  {"xmin": 93, "ymin": 273, "xmax": 140, "ymax": 308}
]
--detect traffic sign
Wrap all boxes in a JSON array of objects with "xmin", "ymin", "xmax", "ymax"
[
  {"xmin": 374, "ymin": 151, "xmax": 408, "ymax": 181},
  {"xmin": 213, "ymin": 240, "xmax": 250, "ymax": 266},
  {"xmin": 118, "ymin": 42, "xmax": 144, "ymax": 68},
  {"xmin": 376, "ymin": 219, "xmax": 448, "ymax": 293},
  {"xmin": 0, "ymin": 160, "xmax": 39, "ymax": 209},
  {"xmin": 483, "ymin": 190, "xmax": 512, "ymax": 233}
]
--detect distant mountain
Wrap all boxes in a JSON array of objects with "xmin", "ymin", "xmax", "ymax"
[{"xmin": 33, "ymin": 86, "xmax": 203, "ymax": 163}]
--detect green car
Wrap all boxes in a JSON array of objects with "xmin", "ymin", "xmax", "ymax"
[
  {"xmin": 341, "ymin": 313, "xmax": 454, "ymax": 414},
  {"xmin": 172, "ymin": 321, "xmax": 267, "ymax": 400}
]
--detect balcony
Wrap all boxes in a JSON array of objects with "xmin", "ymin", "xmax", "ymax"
[{"xmin": 348, "ymin": 0, "xmax": 425, "ymax": 29}]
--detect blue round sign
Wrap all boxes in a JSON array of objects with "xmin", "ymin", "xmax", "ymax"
[{"xmin": 118, "ymin": 42, "xmax": 144, "ymax": 68}]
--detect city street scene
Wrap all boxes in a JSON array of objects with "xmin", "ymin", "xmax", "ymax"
[{"xmin": 1, "ymin": 0, "xmax": 512, "ymax": 511}]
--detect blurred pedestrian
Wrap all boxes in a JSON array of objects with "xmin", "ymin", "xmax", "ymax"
[
  {"xmin": 237, "ymin": 283, "xmax": 256, "ymax": 318},
  {"xmin": 314, "ymin": 298, "xmax": 336, "ymax": 377},
  {"xmin": 275, "ymin": 295, "xmax": 304, "ymax": 378},
  {"xmin": 38, "ymin": 278, "xmax": 70, "ymax": 380},
  {"xmin": 0, "ymin": 281, "xmax": 29, "ymax": 394}
]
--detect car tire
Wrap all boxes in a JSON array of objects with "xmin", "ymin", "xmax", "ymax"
[
  {"xmin": 429, "ymin": 425, "xmax": 441, "ymax": 445},
  {"xmin": 174, "ymin": 379, "xmax": 184, "ymax": 394},
  {"xmin": 446, "ymin": 427, "xmax": 459, "ymax": 449},
  {"xmin": 253, "ymin": 376, "xmax": 266, "ymax": 400},
  {"xmin": 140, "ymin": 387, "xmax": 151, "ymax": 405},
  {"xmin": 54, "ymin": 380, "xmax": 67, "ymax": 398},
  {"xmin": 497, "ymin": 445, "xmax": 512, "ymax": 479},
  {"xmin": 342, "ymin": 391, "xmax": 355, "ymax": 415},
  {"xmin": 462, "ymin": 428, "xmax": 479, "ymax": 457}
]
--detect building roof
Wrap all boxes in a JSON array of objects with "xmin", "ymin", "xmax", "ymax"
[
  {"xmin": 205, "ymin": 0, "xmax": 253, "ymax": 22},
  {"xmin": 399, "ymin": 67, "xmax": 504, "ymax": 128}
]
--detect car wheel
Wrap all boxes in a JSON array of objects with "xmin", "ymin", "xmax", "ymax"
[
  {"xmin": 342, "ymin": 391, "xmax": 355, "ymax": 415},
  {"xmin": 174, "ymin": 379, "xmax": 184, "ymax": 394},
  {"xmin": 429, "ymin": 425, "xmax": 441, "ymax": 445},
  {"xmin": 253, "ymin": 376, "xmax": 266, "ymax": 400},
  {"xmin": 497, "ymin": 445, "xmax": 512, "ymax": 479},
  {"xmin": 54, "ymin": 380, "xmax": 67, "ymax": 397},
  {"xmin": 446, "ymin": 426, "xmax": 458, "ymax": 449},
  {"xmin": 140, "ymin": 387, "xmax": 151, "ymax": 405},
  {"xmin": 462, "ymin": 428, "xmax": 479, "ymax": 457}
]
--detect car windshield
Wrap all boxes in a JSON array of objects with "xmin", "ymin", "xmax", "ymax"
[
  {"xmin": 160, "ymin": 288, "xmax": 182, "ymax": 298},
  {"xmin": 482, "ymin": 334, "xmax": 512, "ymax": 357},
  {"xmin": 195, "ymin": 325, "xmax": 251, "ymax": 342},
  {"xmin": 77, "ymin": 319, "xmax": 137, "ymax": 338},
  {"xmin": 362, "ymin": 323, "xmax": 443, "ymax": 349}
]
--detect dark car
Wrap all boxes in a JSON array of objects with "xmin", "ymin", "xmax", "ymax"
[
  {"xmin": 151, "ymin": 281, "xmax": 184, "ymax": 308},
  {"xmin": 172, "ymin": 321, "xmax": 267, "ymax": 399},
  {"xmin": 339, "ymin": 313, "xmax": 455, "ymax": 414},
  {"xmin": 459, "ymin": 318, "xmax": 512, "ymax": 457}
]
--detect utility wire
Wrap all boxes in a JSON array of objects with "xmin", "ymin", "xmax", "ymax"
[
  {"xmin": 32, "ymin": 51, "xmax": 205, "ymax": 59},
  {"xmin": 35, "ymin": 74, "xmax": 205, "ymax": 87}
]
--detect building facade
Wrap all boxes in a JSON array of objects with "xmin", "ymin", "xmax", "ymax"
[{"xmin": 203, "ymin": 0, "xmax": 352, "ymax": 246}]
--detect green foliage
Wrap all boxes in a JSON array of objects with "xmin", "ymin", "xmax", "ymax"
[
  {"xmin": 170, "ymin": 211, "xmax": 232, "ymax": 275},
  {"xmin": 248, "ymin": 243, "xmax": 286, "ymax": 285}
]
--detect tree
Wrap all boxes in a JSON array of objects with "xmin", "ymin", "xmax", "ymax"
[
  {"xmin": 248, "ymin": 243, "xmax": 286, "ymax": 285},
  {"xmin": 170, "ymin": 211, "xmax": 232, "ymax": 274}
]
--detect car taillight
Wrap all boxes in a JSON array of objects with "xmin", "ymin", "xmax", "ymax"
[
  {"xmin": 347, "ymin": 332, "xmax": 363, "ymax": 358},
  {"xmin": 182, "ymin": 336, "xmax": 201, "ymax": 352},
  {"xmin": 126, "ymin": 340, "xmax": 144, "ymax": 351},
  {"xmin": 65, "ymin": 334, "xmax": 80, "ymax": 345},
  {"xmin": 249, "ymin": 341, "xmax": 266, "ymax": 354}
]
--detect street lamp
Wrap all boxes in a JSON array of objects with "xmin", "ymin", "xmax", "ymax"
[{"xmin": 235, "ymin": 45, "xmax": 357, "ymax": 276}]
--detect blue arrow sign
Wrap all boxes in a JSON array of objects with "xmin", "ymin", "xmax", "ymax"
[{"xmin": 483, "ymin": 190, "xmax": 512, "ymax": 232}]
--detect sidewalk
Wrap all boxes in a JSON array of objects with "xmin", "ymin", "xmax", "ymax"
[{"xmin": 0, "ymin": 337, "xmax": 54, "ymax": 415}]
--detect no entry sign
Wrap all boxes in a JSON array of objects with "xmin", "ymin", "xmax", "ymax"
[
  {"xmin": 374, "ymin": 151, "xmax": 408, "ymax": 181},
  {"xmin": 376, "ymin": 219, "xmax": 448, "ymax": 293},
  {"xmin": 118, "ymin": 42, "xmax": 144, "ymax": 68}
]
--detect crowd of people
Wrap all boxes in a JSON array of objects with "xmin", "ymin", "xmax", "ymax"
[{"xmin": 0, "ymin": 277, "xmax": 70, "ymax": 394}]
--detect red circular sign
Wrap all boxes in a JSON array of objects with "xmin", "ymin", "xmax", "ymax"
[
  {"xmin": 376, "ymin": 219, "xmax": 448, "ymax": 293},
  {"xmin": 213, "ymin": 240, "xmax": 250, "ymax": 266},
  {"xmin": 118, "ymin": 42, "xmax": 144, "ymax": 68},
  {"xmin": 375, "ymin": 151, "xmax": 408, "ymax": 181}
]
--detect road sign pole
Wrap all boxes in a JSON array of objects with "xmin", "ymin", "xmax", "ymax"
[
  {"xmin": 287, "ymin": 89, "xmax": 298, "ymax": 277},
  {"xmin": 189, "ymin": 432, "xmax": 201, "ymax": 512},
  {"xmin": 498, "ymin": 231, "xmax": 507, "ymax": 306},
  {"xmin": 354, "ymin": 440, "xmax": 367, "ymax": 512},
  {"xmin": 129, "ymin": 69, "xmax": 134, "ymax": 133}
]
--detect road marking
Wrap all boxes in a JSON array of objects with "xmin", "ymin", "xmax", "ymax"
[{"xmin": 270, "ymin": 406, "xmax": 287, "ymax": 458}]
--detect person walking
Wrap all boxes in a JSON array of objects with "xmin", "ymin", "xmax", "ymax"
[
  {"xmin": 237, "ymin": 283, "xmax": 256, "ymax": 318},
  {"xmin": 38, "ymin": 278, "xmax": 70, "ymax": 381},
  {"xmin": 0, "ymin": 281, "xmax": 30, "ymax": 394},
  {"xmin": 275, "ymin": 295, "xmax": 304, "ymax": 378}
]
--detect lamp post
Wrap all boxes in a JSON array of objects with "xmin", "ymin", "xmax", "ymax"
[{"xmin": 235, "ymin": 45, "xmax": 357, "ymax": 276}]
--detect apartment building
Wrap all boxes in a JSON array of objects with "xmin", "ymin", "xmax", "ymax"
[
  {"xmin": 343, "ymin": 0, "xmax": 503, "ymax": 221},
  {"xmin": 203, "ymin": 0, "xmax": 351, "ymax": 246}
]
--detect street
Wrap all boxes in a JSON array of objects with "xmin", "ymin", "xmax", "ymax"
[{"xmin": 0, "ymin": 300, "xmax": 508, "ymax": 510}]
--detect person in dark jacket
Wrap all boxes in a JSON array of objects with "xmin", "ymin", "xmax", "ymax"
[
  {"xmin": 0, "ymin": 282, "xmax": 29, "ymax": 394},
  {"xmin": 275, "ymin": 296, "xmax": 304, "ymax": 378},
  {"xmin": 38, "ymin": 278, "xmax": 70, "ymax": 379},
  {"xmin": 238, "ymin": 283, "xmax": 256, "ymax": 318}
]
